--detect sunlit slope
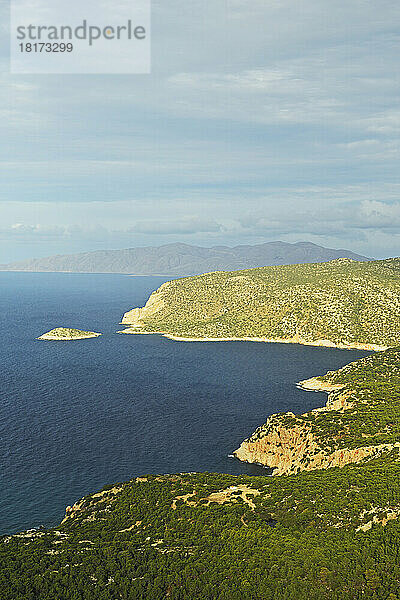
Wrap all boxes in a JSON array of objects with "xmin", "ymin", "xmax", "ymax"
[{"xmin": 122, "ymin": 258, "xmax": 400, "ymax": 349}]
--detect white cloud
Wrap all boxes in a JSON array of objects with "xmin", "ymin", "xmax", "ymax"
[
  {"xmin": 0, "ymin": 216, "xmax": 224, "ymax": 240},
  {"xmin": 358, "ymin": 200, "xmax": 400, "ymax": 229},
  {"xmin": 128, "ymin": 216, "xmax": 223, "ymax": 235},
  {"xmin": 365, "ymin": 110, "xmax": 400, "ymax": 135},
  {"xmin": 238, "ymin": 199, "xmax": 400, "ymax": 239}
]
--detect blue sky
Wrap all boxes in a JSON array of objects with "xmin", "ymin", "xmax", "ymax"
[{"xmin": 1, "ymin": 0, "xmax": 399, "ymax": 262}]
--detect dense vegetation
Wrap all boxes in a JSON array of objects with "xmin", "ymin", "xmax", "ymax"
[
  {"xmin": 3, "ymin": 463, "xmax": 400, "ymax": 599},
  {"xmin": 122, "ymin": 258, "xmax": 400, "ymax": 348},
  {"xmin": 4, "ymin": 258, "xmax": 399, "ymax": 598},
  {"xmin": 313, "ymin": 347, "xmax": 400, "ymax": 451},
  {"xmin": 2, "ymin": 349, "xmax": 400, "ymax": 599}
]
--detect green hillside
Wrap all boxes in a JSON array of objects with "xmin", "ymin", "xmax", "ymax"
[
  {"xmin": 4, "ymin": 462, "xmax": 400, "ymax": 600},
  {"xmin": 3, "ymin": 258, "xmax": 400, "ymax": 599},
  {"xmin": 307, "ymin": 347, "xmax": 400, "ymax": 451},
  {"xmin": 122, "ymin": 258, "xmax": 400, "ymax": 349}
]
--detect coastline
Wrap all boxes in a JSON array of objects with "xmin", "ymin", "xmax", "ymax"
[
  {"xmin": 232, "ymin": 348, "xmax": 400, "ymax": 475},
  {"xmin": 296, "ymin": 376, "xmax": 346, "ymax": 393},
  {"xmin": 232, "ymin": 376, "xmax": 364, "ymax": 475},
  {"xmin": 120, "ymin": 329, "xmax": 386, "ymax": 352},
  {"xmin": 119, "ymin": 315, "xmax": 389, "ymax": 475}
]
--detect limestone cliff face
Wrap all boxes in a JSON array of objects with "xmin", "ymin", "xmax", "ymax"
[
  {"xmin": 234, "ymin": 379, "xmax": 399, "ymax": 476},
  {"xmin": 234, "ymin": 414, "xmax": 315, "ymax": 475},
  {"xmin": 121, "ymin": 283, "xmax": 169, "ymax": 329},
  {"xmin": 234, "ymin": 416, "xmax": 399, "ymax": 475}
]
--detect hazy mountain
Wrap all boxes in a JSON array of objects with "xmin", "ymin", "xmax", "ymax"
[{"xmin": 0, "ymin": 241, "xmax": 371, "ymax": 276}]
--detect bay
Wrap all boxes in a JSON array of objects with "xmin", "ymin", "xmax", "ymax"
[{"xmin": 0, "ymin": 272, "xmax": 369, "ymax": 535}]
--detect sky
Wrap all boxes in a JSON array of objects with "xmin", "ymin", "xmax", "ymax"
[{"xmin": 0, "ymin": 0, "xmax": 399, "ymax": 262}]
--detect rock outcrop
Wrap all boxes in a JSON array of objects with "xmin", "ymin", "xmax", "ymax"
[
  {"xmin": 234, "ymin": 367, "xmax": 400, "ymax": 475},
  {"xmin": 234, "ymin": 413, "xmax": 400, "ymax": 475},
  {"xmin": 121, "ymin": 283, "xmax": 169, "ymax": 331}
]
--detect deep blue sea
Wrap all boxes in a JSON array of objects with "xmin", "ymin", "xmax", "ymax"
[{"xmin": 0, "ymin": 272, "xmax": 370, "ymax": 535}]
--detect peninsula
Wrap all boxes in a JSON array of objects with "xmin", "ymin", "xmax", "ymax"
[
  {"xmin": 37, "ymin": 328, "xmax": 102, "ymax": 341},
  {"xmin": 121, "ymin": 257, "xmax": 400, "ymax": 350},
  {"xmin": 120, "ymin": 256, "xmax": 400, "ymax": 476},
  {"xmin": 234, "ymin": 347, "xmax": 400, "ymax": 474}
]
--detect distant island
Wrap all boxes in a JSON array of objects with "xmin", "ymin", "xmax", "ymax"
[
  {"xmin": 121, "ymin": 257, "xmax": 400, "ymax": 350},
  {"xmin": 37, "ymin": 328, "xmax": 102, "ymax": 341},
  {"xmin": 0, "ymin": 241, "xmax": 371, "ymax": 276}
]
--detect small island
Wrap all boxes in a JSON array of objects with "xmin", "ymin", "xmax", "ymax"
[{"xmin": 37, "ymin": 327, "xmax": 102, "ymax": 341}]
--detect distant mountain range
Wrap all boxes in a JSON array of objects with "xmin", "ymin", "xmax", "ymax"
[{"xmin": 0, "ymin": 241, "xmax": 371, "ymax": 276}]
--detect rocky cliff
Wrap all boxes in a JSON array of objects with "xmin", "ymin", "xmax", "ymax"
[
  {"xmin": 234, "ymin": 349, "xmax": 400, "ymax": 475},
  {"xmin": 234, "ymin": 412, "xmax": 400, "ymax": 476},
  {"xmin": 121, "ymin": 282, "xmax": 169, "ymax": 329}
]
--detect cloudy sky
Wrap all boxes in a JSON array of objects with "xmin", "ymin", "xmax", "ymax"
[{"xmin": 1, "ymin": 0, "xmax": 399, "ymax": 262}]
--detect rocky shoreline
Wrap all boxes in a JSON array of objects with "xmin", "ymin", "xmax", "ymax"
[
  {"xmin": 233, "ymin": 361, "xmax": 399, "ymax": 475},
  {"xmin": 119, "ymin": 273, "xmax": 398, "ymax": 478},
  {"xmin": 121, "ymin": 324, "xmax": 392, "ymax": 476},
  {"xmin": 161, "ymin": 334, "xmax": 386, "ymax": 352}
]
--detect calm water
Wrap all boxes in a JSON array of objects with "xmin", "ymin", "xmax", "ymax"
[{"xmin": 0, "ymin": 272, "xmax": 369, "ymax": 535}]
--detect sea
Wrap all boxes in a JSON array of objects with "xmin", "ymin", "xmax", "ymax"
[{"xmin": 0, "ymin": 272, "xmax": 370, "ymax": 535}]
